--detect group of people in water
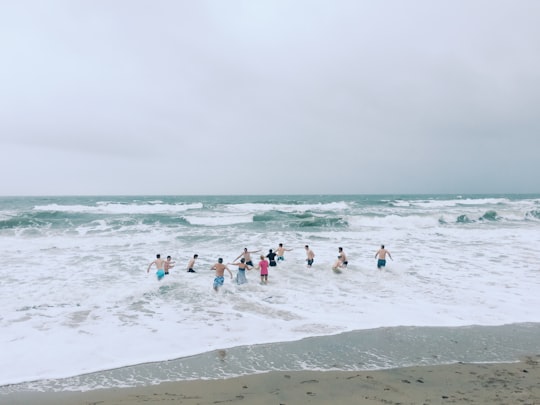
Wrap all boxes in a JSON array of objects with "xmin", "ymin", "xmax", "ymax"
[{"xmin": 147, "ymin": 244, "xmax": 393, "ymax": 291}]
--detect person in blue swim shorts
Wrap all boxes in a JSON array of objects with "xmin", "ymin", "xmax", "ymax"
[
  {"xmin": 147, "ymin": 254, "xmax": 166, "ymax": 281},
  {"xmin": 275, "ymin": 243, "xmax": 293, "ymax": 262},
  {"xmin": 211, "ymin": 258, "xmax": 233, "ymax": 292},
  {"xmin": 375, "ymin": 245, "xmax": 393, "ymax": 270}
]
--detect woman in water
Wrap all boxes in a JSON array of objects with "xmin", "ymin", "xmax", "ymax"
[
  {"xmin": 256, "ymin": 255, "xmax": 269, "ymax": 284},
  {"xmin": 229, "ymin": 257, "xmax": 252, "ymax": 285}
]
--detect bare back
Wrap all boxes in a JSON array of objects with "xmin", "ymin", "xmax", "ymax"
[
  {"xmin": 377, "ymin": 248, "xmax": 390, "ymax": 260},
  {"xmin": 212, "ymin": 263, "xmax": 227, "ymax": 276},
  {"xmin": 153, "ymin": 258, "xmax": 165, "ymax": 269}
]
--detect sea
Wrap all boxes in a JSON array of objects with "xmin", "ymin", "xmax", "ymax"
[{"xmin": 1, "ymin": 194, "xmax": 540, "ymax": 395}]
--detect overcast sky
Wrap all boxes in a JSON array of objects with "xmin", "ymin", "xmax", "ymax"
[{"xmin": 1, "ymin": 0, "xmax": 539, "ymax": 196}]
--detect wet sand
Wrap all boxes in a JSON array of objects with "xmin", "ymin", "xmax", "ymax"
[{"xmin": 3, "ymin": 355, "xmax": 539, "ymax": 405}]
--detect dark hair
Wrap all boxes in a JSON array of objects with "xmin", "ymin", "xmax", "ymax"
[
  {"xmin": 156, "ymin": 254, "xmax": 161, "ymax": 258},
  {"xmin": 279, "ymin": 243, "xmax": 283, "ymax": 247},
  {"xmin": 240, "ymin": 258, "xmax": 245, "ymax": 263},
  {"xmin": 167, "ymin": 256, "xmax": 171, "ymax": 259},
  {"xmin": 218, "ymin": 258, "xmax": 223, "ymax": 263},
  {"xmin": 338, "ymin": 247, "xmax": 343, "ymax": 252},
  {"xmin": 194, "ymin": 254, "xmax": 198, "ymax": 258},
  {"xmin": 305, "ymin": 245, "xmax": 309, "ymax": 248},
  {"xmin": 381, "ymin": 245, "xmax": 385, "ymax": 249}
]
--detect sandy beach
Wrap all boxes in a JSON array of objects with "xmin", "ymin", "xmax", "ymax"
[{"xmin": 3, "ymin": 355, "xmax": 539, "ymax": 405}]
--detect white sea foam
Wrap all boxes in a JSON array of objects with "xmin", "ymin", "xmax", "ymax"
[
  {"xmin": 348, "ymin": 214, "xmax": 441, "ymax": 229},
  {"xmin": 406, "ymin": 197, "xmax": 511, "ymax": 208},
  {"xmin": 33, "ymin": 202, "xmax": 203, "ymax": 214},
  {"xmin": 224, "ymin": 201, "xmax": 351, "ymax": 213},
  {"xmin": 1, "ymin": 195, "xmax": 540, "ymax": 388},
  {"xmin": 184, "ymin": 213, "xmax": 254, "ymax": 226}
]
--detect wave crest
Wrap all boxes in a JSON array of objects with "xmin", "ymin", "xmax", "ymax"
[{"xmin": 479, "ymin": 210, "xmax": 499, "ymax": 221}]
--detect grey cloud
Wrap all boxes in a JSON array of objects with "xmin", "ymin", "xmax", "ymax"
[{"xmin": 1, "ymin": 0, "xmax": 539, "ymax": 195}]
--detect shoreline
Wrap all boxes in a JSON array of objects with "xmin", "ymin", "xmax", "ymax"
[
  {"xmin": 3, "ymin": 356, "xmax": 540, "ymax": 405},
  {"xmin": 3, "ymin": 323, "xmax": 540, "ymax": 394}
]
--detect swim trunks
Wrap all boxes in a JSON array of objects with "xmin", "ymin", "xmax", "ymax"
[
  {"xmin": 213, "ymin": 276, "xmax": 224, "ymax": 289},
  {"xmin": 377, "ymin": 259, "xmax": 386, "ymax": 268},
  {"xmin": 156, "ymin": 269, "xmax": 165, "ymax": 280},
  {"xmin": 246, "ymin": 260, "xmax": 254, "ymax": 266},
  {"xmin": 277, "ymin": 256, "xmax": 285, "ymax": 261},
  {"xmin": 306, "ymin": 259, "xmax": 314, "ymax": 266},
  {"xmin": 187, "ymin": 268, "xmax": 196, "ymax": 273}
]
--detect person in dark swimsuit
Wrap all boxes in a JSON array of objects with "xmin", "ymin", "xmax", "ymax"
[
  {"xmin": 333, "ymin": 247, "xmax": 348, "ymax": 270},
  {"xmin": 305, "ymin": 245, "xmax": 315, "ymax": 268},
  {"xmin": 164, "ymin": 255, "xmax": 175, "ymax": 274},
  {"xmin": 266, "ymin": 249, "xmax": 277, "ymax": 267},
  {"xmin": 234, "ymin": 248, "xmax": 260, "ymax": 267},
  {"xmin": 187, "ymin": 254, "xmax": 198, "ymax": 273}
]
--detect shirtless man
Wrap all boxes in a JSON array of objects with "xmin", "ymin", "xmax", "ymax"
[
  {"xmin": 234, "ymin": 248, "xmax": 260, "ymax": 266},
  {"xmin": 210, "ymin": 258, "xmax": 233, "ymax": 292},
  {"xmin": 186, "ymin": 254, "xmax": 198, "ymax": 273},
  {"xmin": 164, "ymin": 255, "xmax": 175, "ymax": 275},
  {"xmin": 333, "ymin": 247, "xmax": 348, "ymax": 270},
  {"xmin": 375, "ymin": 245, "xmax": 393, "ymax": 270},
  {"xmin": 275, "ymin": 243, "xmax": 292, "ymax": 262},
  {"xmin": 147, "ymin": 254, "xmax": 166, "ymax": 280},
  {"xmin": 305, "ymin": 245, "xmax": 315, "ymax": 268}
]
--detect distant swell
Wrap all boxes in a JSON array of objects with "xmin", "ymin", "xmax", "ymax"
[
  {"xmin": 253, "ymin": 211, "xmax": 347, "ymax": 228},
  {"xmin": 480, "ymin": 210, "xmax": 499, "ymax": 221},
  {"xmin": 456, "ymin": 214, "xmax": 473, "ymax": 224}
]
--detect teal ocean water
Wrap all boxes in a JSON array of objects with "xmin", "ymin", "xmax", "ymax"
[{"xmin": 1, "ymin": 194, "xmax": 540, "ymax": 393}]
